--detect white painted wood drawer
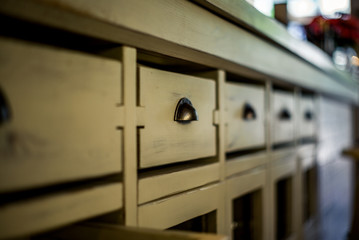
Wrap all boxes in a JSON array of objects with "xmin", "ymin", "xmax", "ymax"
[
  {"xmin": 138, "ymin": 163, "xmax": 220, "ymax": 204},
  {"xmin": 272, "ymin": 90, "xmax": 295, "ymax": 144},
  {"xmin": 299, "ymin": 96, "xmax": 316, "ymax": 138},
  {"xmin": 226, "ymin": 82, "xmax": 265, "ymax": 152},
  {"xmin": 0, "ymin": 182, "xmax": 123, "ymax": 239},
  {"xmin": 138, "ymin": 183, "xmax": 220, "ymax": 229},
  {"xmin": 0, "ymin": 38, "xmax": 123, "ymax": 192},
  {"xmin": 138, "ymin": 66, "xmax": 216, "ymax": 169}
]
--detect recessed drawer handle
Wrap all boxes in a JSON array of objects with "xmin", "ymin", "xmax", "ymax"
[
  {"xmin": 243, "ymin": 103, "xmax": 256, "ymax": 120},
  {"xmin": 0, "ymin": 87, "xmax": 11, "ymax": 126},
  {"xmin": 304, "ymin": 110, "xmax": 314, "ymax": 121},
  {"xmin": 279, "ymin": 108, "xmax": 291, "ymax": 120},
  {"xmin": 174, "ymin": 97, "xmax": 198, "ymax": 123}
]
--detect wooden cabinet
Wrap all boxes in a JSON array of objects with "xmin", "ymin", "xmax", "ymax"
[{"xmin": 0, "ymin": 0, "xmax": 356, "ymax": 240}]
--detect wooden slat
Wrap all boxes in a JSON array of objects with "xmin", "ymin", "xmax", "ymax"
[
  {"xmin": 0, "ymin": 37, "xmax": 123, "ymax": 192},
  {"xmin": 138, "ymin": 184, "xmax": 220, "ymax": 229},
  {"xmin": 225, "ymin": 153, "xmax": 267, "ymax": 177},
  {"xmin": 0, "ymin": 183, "xmax": 123, "ymax": 239},
  {"xmin": 226, "ymin": 169, "xmax": 265, "ymax": 199},
  {"xmin": 271, "ymin": 157, "xmax": 296, "ymax": 180},
  {"xmin": 138, "ymin": 163, "xmax": 220, "ymax": 204}
]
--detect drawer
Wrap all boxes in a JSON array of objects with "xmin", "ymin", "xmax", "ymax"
[
  {"xmin": 0, "ymin": 182, "xmax": 123, "ymax": 239},
  {"xmin": 139, "ymin": 66, "xmax": 216, "ymax": 169},
  {"xmin": 226, "ymin": 82, "xmax": 265, "ymax": 152},
  {"xmin": 299, "ymin": 96, "xmax": 316, "ymax": 138},
  {"xmin": 272, "ymin": 90, "xmax": 295, "ymax": 144},
  {"xmin": 138, "ymin": 183, "xmax": 220, "ymax": 229},
  {"xmin": 225, "ymin": 152, "xmax": 267, "ymax": 177},
  {"xmin": 0, "ymin": 38, "xmax": 123, "ymax": 192},
  {"xmin": 138, "ymin": 163, "xmax": 220, "ymax": 204}
]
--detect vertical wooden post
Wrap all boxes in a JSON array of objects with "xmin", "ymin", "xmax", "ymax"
[
  {"xmin": 264, "ymin": 79, "xmax": 273, "ymax": 240},
  {"xmin": 122, "ymin": 46, "xmax": 138, "ymax": 226},
  {"xmin": 216, "ymin": 69, "xmax": 226, "ymax": 235},
  {"xmin": 294, "ymin": 87, "xmax": 303, "ymax": 240}
]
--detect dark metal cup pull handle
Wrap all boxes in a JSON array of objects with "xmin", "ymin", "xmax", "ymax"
[
  {"xmin": 0, "ymin": 87, "xmax": 11, "ymax": 126},
  {"xmin": 243, "ymin": 103, "xmax": 256, "ymax": 120},
  {"xmin": 304, "ymin": 110, "xmax": 314, "ymax": 121},
  {"xmin": 279, "ymin": 108, "xmax": 291, "ymax": 120},
  {"xmin": 174, "ymin": 97, "xmax": 198, "ymax": 123}
]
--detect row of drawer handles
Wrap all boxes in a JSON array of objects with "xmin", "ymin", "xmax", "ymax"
[
  {"xmin": 174, "ymin": 97, "xmax": 314, "ymax": 123},
  {"xmin": 0, "ymin": 90, "xmax": 314, "ymax": 126},
  {"xmin": 174, "ymin": 98, "xmax": 260, "ymax": 123}
]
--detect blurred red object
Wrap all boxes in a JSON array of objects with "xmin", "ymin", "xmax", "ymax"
[{"xmin": 305, "ymin": 14, "xmax": 359, "ymax": 53}]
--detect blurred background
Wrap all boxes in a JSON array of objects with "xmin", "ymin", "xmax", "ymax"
[{"xmin": 246, "ymin": 0, "xmax": 359, "ymax": 80}]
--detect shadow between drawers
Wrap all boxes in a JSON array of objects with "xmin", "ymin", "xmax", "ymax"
[{"xmin": 0, "ymin": 173, "xmax": 122, "ymax": 205}]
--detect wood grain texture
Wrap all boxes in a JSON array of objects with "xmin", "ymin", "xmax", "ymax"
[
  {"xmin": 138, "ymin": 184, "xmax": 220, "ymax": 229},
  {"xmin": 0, "ymin": 37, "xmax": 123, "ymax": 192},
  {"xmin": 226, "ymin": 82, "xmax": 265, "ymax": 152},
  {"xmin": 138, "ymin": 163, "xmax": 220, "ymax": 204},
  {"xmin": 0, "ymin": 183, "xmax": 123, "ymax": 239},
  {"xmin": 272, "ymin": 90, "xmax": 295, "ymax": 144},
  {"xmin": 139, "ymin": 66, "xmax": 216, "ymax": 168}
]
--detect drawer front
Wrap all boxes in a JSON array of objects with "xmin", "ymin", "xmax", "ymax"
[
  {"xmin": 0, "ymin": 38, "xmax": 123, "ymax": 191},
  {"xmin": 226, "ymin": 82, "xmax": 265, "ymax": 152},
  {"xmin": 138, "ymin": 184, "xmax": 219, "ymax": 229},
  {"xmin": 139, "ymin": 66, "xmax": 216, "ymax": 169},
  {"xmin": 272, "ymin": 91, "xmax": 295, "ymax": 144},
  {"xmin": 299, "ymin": 96, "xmax": 315, "ymax": 138},
  {"xmin": 138, "ymin": 163, "xmax": 220, "ymax": 204},
  {"xmin": 0, "ymin": 182, "xmax": 123, "ymax": 239}
]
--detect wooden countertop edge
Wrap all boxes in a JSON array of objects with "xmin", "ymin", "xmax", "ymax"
[
  {"xmin": 193, "ymin": 0, "xmax": 357, "ymax": 89},
  {"xmin": 0, "ymin": 0, "xmax": 357, "ymax": 103}
]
